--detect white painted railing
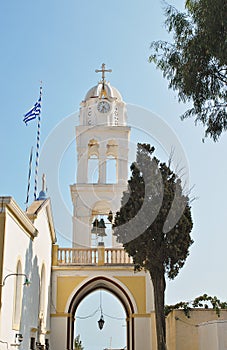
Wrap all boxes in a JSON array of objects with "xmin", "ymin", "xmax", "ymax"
[
  {"xmin": 58, "ymin": 248, "xmax": 98, "ymax": 264},
  {"xmin": 105, "ymin": 248, "xmax": 133, "ymax": 264},
  {"xmin": 57, "ymin": 247, "xmax": 133, "ymax": 265}
]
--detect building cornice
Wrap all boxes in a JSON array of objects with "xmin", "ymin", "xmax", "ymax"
[
  {"xmin": 27, "ymin": 198, "xmax": 56, "ymax": 244},
  {"xmin": 0, "ymin": 196, "xmax": 38, "ymax": 239}
]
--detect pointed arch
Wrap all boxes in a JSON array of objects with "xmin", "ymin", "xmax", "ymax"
[{"xmin": 67, "ymin": 276, "xmax": 135, "ymax": 350}]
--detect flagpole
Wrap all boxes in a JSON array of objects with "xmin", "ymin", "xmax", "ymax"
[
  {"xmin": 34, "ymin": 85, "xmax": 42, "ymax": 200},
  {"xmin": 25, "ymin": 147, "xmax": 33, "ymax": 210}
]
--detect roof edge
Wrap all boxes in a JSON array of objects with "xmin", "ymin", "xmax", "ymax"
[
  {"xmin": 0, "ymin": 196, "xmax": 38, "ymax": 239},
  {"xmin": 27, "ymin": 198, "xmax": 56, "ymax": 244}
]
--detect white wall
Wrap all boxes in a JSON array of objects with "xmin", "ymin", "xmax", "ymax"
[
  {"xmin": 0, "ymin": 199, "xmax": 54, "ymax": 350},
  {"xmin": 0, "ymin": 209, "xmax": 32, "ymax": 348}
]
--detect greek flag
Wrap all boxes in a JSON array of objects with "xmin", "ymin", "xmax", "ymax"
[{"xmin": 23, "ymin": 89, "xmax": 42, "ymax": 125}]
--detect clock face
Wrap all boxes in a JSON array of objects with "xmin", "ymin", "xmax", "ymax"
[{"xmin": 97, "ymin": 101, "xmax": 110, "ymax": 113}]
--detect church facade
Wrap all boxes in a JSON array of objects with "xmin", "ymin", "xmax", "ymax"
[{"xmin": 0, "ymin": 65, "xmax": 156, "ymax": 350}]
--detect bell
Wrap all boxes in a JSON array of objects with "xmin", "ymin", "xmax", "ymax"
[
  {"xmin": 91, "ymin": 218, "xmax": 99, "ymax": 233},
  {"xmin": 97, "ymin": 219, "xmax": 107, "ymax": 237},
  {"xmin": 98, "ymin": 218, "xmax": 106, "ymax": 228},
  {"xmin": 107, "ymin": 210, "xmax": 113, "ymax": 223},
  {"xmin": 98, "ymin": 228, "xmax": 107, "ymax": 237}
]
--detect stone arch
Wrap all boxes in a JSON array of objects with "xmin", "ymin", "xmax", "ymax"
[
  {"xmin": 88, "ymin": 139, "xmax": 99, "ymax": 157},
  {"xmin": 91, "ymin": 201, "xmax": 113, "ymax": 246},
  {"xmin": 106, "ymin": 139, "xmax": 118, "ymax": 157},
  {"xmin": 92, "ymin": 200, "xmax": 111, "ymax": 216},
  {"xmin": 67, "ymin": 276, "xmax": 136, "ymax": 350}
]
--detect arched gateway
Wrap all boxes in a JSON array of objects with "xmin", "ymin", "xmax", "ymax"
[
  {"xmin": 50, "ymin": 65, "xmax": 156, "ymax": 350},
  {"xmin": 68, "ymin": 277, "xmax": 135, "ymax": 349},
  {"xmin": 51, "ymin": 251, "xmax": 156, "ymax": 350}
]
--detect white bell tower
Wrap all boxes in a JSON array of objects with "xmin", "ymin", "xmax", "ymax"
[{"xmin": 70, "ymin": 64, "xmax": 131, "ymax": 248}]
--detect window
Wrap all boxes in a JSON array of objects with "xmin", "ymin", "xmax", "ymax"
[
  {"xmin": 88, "ymin": 140, "xmax": 99, "ymax": 183},
  {"xmin": 106, "ymin": 141, "xmax": 118, "ymax": 184},
  {"xmin": 88, "ymin": 155, "xmax": 99, "ymax": 183},
  {"xmin": 106, "ymin": 155, "xmax": 117, "ymax": 184}
]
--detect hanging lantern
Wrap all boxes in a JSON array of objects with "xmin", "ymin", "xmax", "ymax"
[
  {"xmin": 98, "ymin": 314, "xmax": 105, "ymax": 330},
  {"xmin": 98, "ymin": 289, "xmax": 105, "ymax": 330}
]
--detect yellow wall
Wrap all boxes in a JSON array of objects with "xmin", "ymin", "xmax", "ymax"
[
  {"xmin": 115, "ymin": 276, "xmax": 146, "ymax": 314},
  {"xmin": 56, "ymin": 275, "xmax": 147, "ymax": 314},
  {"xmin": 166, "ymin": 309, "xmax": 227, "ymax": 350},
  {"xmin": 56, "ymin": 276, "xmax": 87, "ymax": 313}
]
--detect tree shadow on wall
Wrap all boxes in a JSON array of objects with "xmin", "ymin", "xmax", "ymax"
[{"xmin": 20, "ymin": 240, "xmax": 40, "ymax": 350}]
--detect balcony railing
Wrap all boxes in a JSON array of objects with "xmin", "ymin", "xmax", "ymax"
[{"xmin": 56, "ymin": 247, "xmax": 133, "ymax": 266}]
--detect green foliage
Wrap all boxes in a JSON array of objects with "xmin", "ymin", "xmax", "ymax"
[
  {"xmin": 74, "ymin": 335, "xmax": 84, "ymax": 350},
  {"xmin": 165, "ymin": 294, "xmax": 227, "ymax": 318},
  {"xmin": 149, "ymin": 0, "xmax": 227, "ymax": 141},
  {"xmin": 113, "ymin": 143, "xmax": 193, "ymax": 350},
  {"xmin": 114, "ymin": 143, "xmax": 193, "ymax": 278}
]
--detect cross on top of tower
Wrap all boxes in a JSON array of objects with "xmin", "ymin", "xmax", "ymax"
[{"xmin": 95, "ymin": 63, "xmax": 112, "ymax": 83}]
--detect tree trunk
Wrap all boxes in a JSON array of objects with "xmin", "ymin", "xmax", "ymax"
[{"xmin": 150, "ymin": 269, "xmax": 167, "ymax": 350}]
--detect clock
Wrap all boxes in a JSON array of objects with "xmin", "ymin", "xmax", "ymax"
[{"xmin": 97, "ymin": 100, "xmax": 110, "ymax": 113}]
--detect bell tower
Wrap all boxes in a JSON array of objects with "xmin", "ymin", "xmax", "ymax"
[
  {"xmin": 70, "ymin": 64, "xmax": 130, "ymax": 248},
  {"xmin": 52, "ymin": 65, "xmax": 155, "ymax": 350}
]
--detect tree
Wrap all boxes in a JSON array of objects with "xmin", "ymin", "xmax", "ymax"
[
  {"xmin": 165, "ymin": 294, "xmax": 227, "ymax": 318},
  {"xmin": 149, "ymin": 0, "xmax": 227, "ymax": 141},
  {"xmin": 113, "ymin": 143, "xmax": 193, "ymax": 350},
  {"xmin": 74, "ymin": 335, "xmax": 84, "ymax": 350}
]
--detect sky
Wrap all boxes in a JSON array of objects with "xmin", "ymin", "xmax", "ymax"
[{"xmin": 1, "ymin": 0, "xmax": 227, "ymax": 348}]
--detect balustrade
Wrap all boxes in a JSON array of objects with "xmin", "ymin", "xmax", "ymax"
[{"xmin": 57, "ymin": 247, "xmax": 132, "ymax": 265}]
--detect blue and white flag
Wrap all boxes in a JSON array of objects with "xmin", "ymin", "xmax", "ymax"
[{"xmin": 23, "ymin": 88, "xmax": 42, "ymax": 125}]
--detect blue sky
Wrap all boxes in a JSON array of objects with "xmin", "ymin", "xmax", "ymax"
[{"xmin": 1, "ymin": 1, "xmax": 227, "ymax": 347}]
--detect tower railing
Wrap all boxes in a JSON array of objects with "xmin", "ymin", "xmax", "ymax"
[{"xmin": 56, "ymin": 247, "xmax": 133, "ymax": 266}]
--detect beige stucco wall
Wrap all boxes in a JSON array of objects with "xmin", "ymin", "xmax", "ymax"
[
  {"xmin": 198, "ymin": 319, "xmax": 227, "ymax": 350},
  {"xmin": 166, "ymin": 309, "xmax": 227, "ymax": 350}
]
